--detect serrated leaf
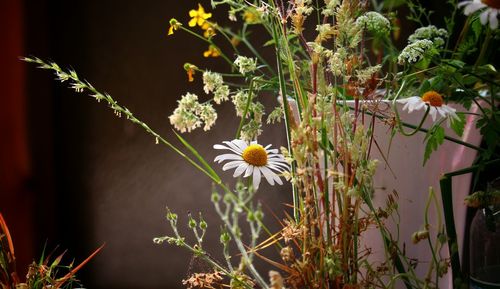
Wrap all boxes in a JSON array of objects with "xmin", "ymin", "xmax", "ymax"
[
  {"xmin": 423, "ymin": 125, "xmax": 445, "ymax": 165},
  {"xmin": 463, "ymin": 75, "xmax": 479, "ymax": 86},
  {"xmin": 471, "ymin": 17, "xmax": 482, "ymax": 41},
  {"xmin": 450, "ymin": 113, "xmax": 466, "ymax": 137},
  {"xmin": 430, "ymin": 75, "xmax": 445, "ymax": 92}
]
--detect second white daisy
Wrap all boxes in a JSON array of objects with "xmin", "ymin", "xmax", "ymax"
[
  {"xmin": 398, "ymin": 90, "xmax": 459, "ymax": 124},
  {"xmin": 214, "ymin": 139, "xmax": 289, "ymax": 190},
  {"xmin": 458, "ymin": 0, "xmax": 499, "ymax": 30}
]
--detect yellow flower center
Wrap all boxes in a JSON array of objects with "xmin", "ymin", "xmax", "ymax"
[
  {"xmin": 242, "ymin": 144, "xmax": 268, "ymax": 167},
  {"xmin": 421, "ymin": 91, "xmax": 444, "ymax": 107},
  {"xmin": 482, "ymin": 0, "xmax": 500, "ymax": 9}
]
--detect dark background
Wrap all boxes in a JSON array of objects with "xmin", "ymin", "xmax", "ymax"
[
  {"xmin": 0, "ymin": 0, "xmax": 486, "ymax": 288},
  {"xmin": 1, "ymin": 1, "xmax": 289, "ymax": 288}
]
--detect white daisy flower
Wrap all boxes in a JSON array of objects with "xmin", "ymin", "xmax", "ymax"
[
  {"xmin": 214, "ymin": 139, "xmax": 289, "ymax": 190},
  {"xmin": 458, "ymin": 0, "xmax": 499, "ymax": 30},
  {"xmin": 398, "ymin": 91, "xmax": 459, "ymax": 124}
]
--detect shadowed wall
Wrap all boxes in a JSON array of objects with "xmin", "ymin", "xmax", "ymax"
[{"xmin": 22, "ymin": 1, "xmax": 290, "ymax": 288}]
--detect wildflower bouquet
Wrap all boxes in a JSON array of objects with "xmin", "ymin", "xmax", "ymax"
[{"xmin": 24, "ymin": 0, "xmax": 499, "ymax": 288}]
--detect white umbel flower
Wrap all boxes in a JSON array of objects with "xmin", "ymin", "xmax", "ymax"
[
  {"xmin": 214, "ymin": 140, "xmax": 289, "ymax": 189},
  {"xmin": 398, "ymin": 91, "xmax": 459, "ymax": 124},
  {"xmin": 459, "ymin": 0, "xmax": 499, "ymax": 30}
]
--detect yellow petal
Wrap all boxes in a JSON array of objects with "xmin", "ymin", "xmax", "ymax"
[
  {"xmin": 197, "ymin": 3, "xmax": 205, "ymax": 13},
  {"xmin": 188, "ymin": 18, "xmax": 197, "ymax": 27},
  {"xmin": 189, "ymin": 9, "xmax": 197, "ymax": 17},
  {"xmin": 168, "ymin": 26, "xmax": 174, "ymax": 35}
]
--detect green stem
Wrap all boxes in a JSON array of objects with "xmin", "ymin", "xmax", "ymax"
[
  {"xmin": 179, "ymin": 26, "xmax": 234, "ymax": 69},
  {"xmin": 235, "ymin": 78, "xmax": 255, "ymax": 139},
  {"xmin": 271, "ymin": 16, "xmax": 300, "ymax": 222},
  {"xmin": 474, "ymin": 27, "xmax": 492, "ymax": 69}
]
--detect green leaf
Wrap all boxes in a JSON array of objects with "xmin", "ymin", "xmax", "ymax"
[
  {"xmin": 174, "ymin": 131, "xmax": 221, "ymax": 184},
  {"xmin": 419, "ymin": 80, "xmax": 431, "ymax": 95},
  {"xmin": 471, "ymin": 17, "xmax": 483, "ymax": 41},
  {"xmin": 423, "ymin": 125, "xmax": 445, "ymax": 165},
  {"xmin": 429, "ymin": 75, "xmax": 445, "ymax": 92},
  {"xmin": 263, "ymin": 34, "xmax": 296, "ymax": 47},
  {"xmin": 450, "ymin": 113, "xmax": 466, "ymax": 137}
]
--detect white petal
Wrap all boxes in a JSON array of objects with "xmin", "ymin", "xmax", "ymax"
[
  {"xmin": 223, "ymin": 141, "xmax": 244, "ymax": 153},
  {"xmin": 414, "ymin": 101, "xmax": 427, "ymax": 111},
  {"xmin": 268, "ymin": 161, "xmax": 290, "ymax": 170},
  {"xmin": 223, "ymin": 160, "xmax": 245, "ymax": 171},
  {"xmin": 244, "ymin": 165, "xmax": 254, "ymax": 177},
  {"xmin": 429, "ymin": 107, "xmax": 438, "ymax": 121},
  {"xmin": 214, "ymin": 144, "xmax": 230, "ymax": 150},
  {"xmin": 262, "ymin": 166, "xmax": 284, "ymax": 185},
  {"xmin": 266, "ymin": 148, "xmax": 279, "ymax": 154},
  {"xmin": 267, "ymin": 165, "xmax": 284, "ymax": 173},
  {"xmin": 489, "ymin": 10, "xmax": 498, "ymax": 29},
  {"xmin": 214, "ymin": 153, "xmax": 242, "ymax": 163},
  {"xmin": 233, "ymin": 163, "xmax": 249, "ymax": 177},
  {"xmin": 214, "ymin": 144, "xmax": 242, "ymax": 155},
  {"xmin": 436, "ymin": 107, "xmax": 447, "ymax": 118},
  {"xmin": 464, "ymin": 1, "xmax": 485, "ymax": 14},
  {"xmin": 267, "ymin": 155, "xmax": 287, "ymax": 161},
  {"xmin": 253, "ymin": 167, "xmax": 262, "ymax": 189},
  {"xmin": 458, "ymin": 1, "xmax": 472, "ymax": 8},
  {"xmin": 274, "ymin": 174, "xmax": 283, "ymax": 185},
  {"xmin": 480, "ymin": 10, "xmax": 489, "ymax": 25},
  {"xmin": 258, "ymin": 166, "xmax": 275, "ymax": 185},
  {"xmin": 232, "ymin": 139, "xmax": 248, "ymax": 151}
]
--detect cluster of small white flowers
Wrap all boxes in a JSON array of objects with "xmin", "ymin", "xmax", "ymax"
[
  {"xmin": 234, "ymin": 56, "xmax": 258, "ymax": 75},
  {"xmin": 231, "ymin": 91, "xmax": 264, "ymax": 118},
  {"xmin": 398, "ymin": 39, "xmax": 434, "ymax": 65},
  {"xmin": 231, "ymin": 90, "xmax": 265, "ymax": 140},
  {"xmin": 232, "ymin": 90, "xmax": 250, "ymax": 117},
  {"xmin": 169, "ymin": 92, "xmax": 218, "ymax": 132},
  {"xmin": 213, "ymin": 85, "xmax": 230, "ymax": 104},
  {"xmin": 267, "ymin": 106, "xmax": 283, "ymax": 124},
  {"xmin": 203, "ymin": 71, "xmax": 223, "ymax": 94},
  {"xmin": 202, "ymin": 71, "xmax": 230, "ymax": 104},
  {"xmin": 240, "ymin": 120, "xmax": 263, "ymax": 141},
  {"xmin": 356, "ymin": 11, "xmax": 391, "ymax": 36},
  {"xmin": 408, "ymin": 25, "xmax": 449, "ymax": 48},
  {"xmin": 197, "ymin": 103, "xmax": 217, "ymax": 131}
]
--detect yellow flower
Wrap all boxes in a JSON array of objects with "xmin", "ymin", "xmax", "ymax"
[
  {"xmin": 168, "ymin": 18, "xmax": 181, "ymax": 36},
  {"xmin": 201, "ymin": 22, "xmax": 216, "ymax": 38},
  {"xmin": 230, "ymin": 36, "xmax": 241, "ymax": 47},
  {"xmin": 243, "ymin": 8, "xmax": 260, "ymax": 24},
  {"xmin": 189, "ymin": 4, "xmax": 212, "ymax": 27},
  {"xmin": 183, "ymin": 63, "xmax": 197, "ymax": 82},
  {"xmin": 203, "ymin": 45, "xmax": 220, "ymax": 58}
]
